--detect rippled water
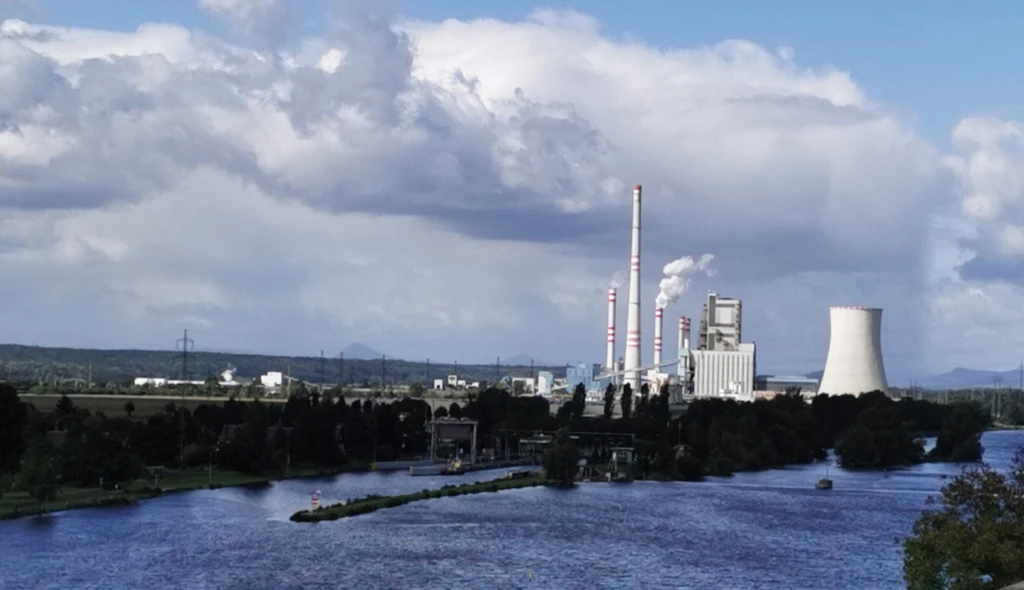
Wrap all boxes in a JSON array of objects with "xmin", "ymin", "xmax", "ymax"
[{"xmin": 2, "ymin": 431, "xmax": 1022, "ymax": 590}]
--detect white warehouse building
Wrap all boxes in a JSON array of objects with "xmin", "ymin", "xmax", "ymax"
[
  {"xmin": 691, "ymin": 343, "xmax": 757, "ymax": 400},
  {"xmin": 689, "ymin": 292, "xmax": 757, "ymax": 400}
]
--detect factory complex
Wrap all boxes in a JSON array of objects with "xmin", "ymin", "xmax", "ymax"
[{"xmin": 574, "ymin": 184, "xmax": 891, "ymax": 403}]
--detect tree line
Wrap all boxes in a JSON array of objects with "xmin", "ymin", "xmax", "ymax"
[{"xmin": 1, "ymin": 381, "xmax": 988, "ymax": 504}]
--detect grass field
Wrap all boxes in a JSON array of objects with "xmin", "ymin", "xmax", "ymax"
[{"xmin": 0, "ymin": 465, "xmax": 364, "ymax": 520}]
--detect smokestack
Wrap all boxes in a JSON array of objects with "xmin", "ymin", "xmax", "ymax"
[
  {"xmin": 679, "ymin": 316, "xmax": 691, "ymax": 353},
  {"xmin": 653, "ymin": 307, "xmax": 664, "ymax": 366},
  {"xmin": 623, "ymin": 184, "xmax": 642, "ymax": 391},
  {"xmin": 606, "ymin": 288, "xmax": 616, "ymax": 374}
]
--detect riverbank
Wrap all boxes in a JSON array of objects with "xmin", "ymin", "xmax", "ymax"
[
  {"xmin": 291, "ymin": 472, "xmax": 548, "ymax": 522},
  {"xmin": 0, "ymin": 464, "xmax": 368, "ymax": 520}
]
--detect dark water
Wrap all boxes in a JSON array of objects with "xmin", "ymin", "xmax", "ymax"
[{"xmin": 2, "ymin": 431, "xmax": 1022, "ymax": 590}]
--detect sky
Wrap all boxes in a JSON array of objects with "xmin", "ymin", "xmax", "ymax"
[{"xmin": 2, "ymin": 0, "xmax": 1024, "ymax": 381}]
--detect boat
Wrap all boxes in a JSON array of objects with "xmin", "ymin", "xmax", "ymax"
[{"xmin": 816, "ymin": 466, "xmax": 833, "ymax": 490}]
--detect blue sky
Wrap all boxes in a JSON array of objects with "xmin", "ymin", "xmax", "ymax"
[{"xmin": 14, "ymin": 0, "xmax": 1024, "ymax": 149}]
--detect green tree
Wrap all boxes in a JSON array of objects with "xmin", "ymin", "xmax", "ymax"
[
  {"xmin": 620, "ymin": 383, "xmax": 633, "ymax": 419},
  {"xmin": 602, "ymin": 383, "xmax": 616, "ymax": 419},
  {"xmin": 124, "ymin": 400, "xmax": 135, "ymax": 418},
  {"xmin": 542, "ymin": 429, "xmax": 579, "ymax": 485},
  {"xmin": 904, "ymin": 450, "xmax": 1024, "ymax": 589},
  {"xmin": 17, "ymin": 438, "xmax": 61, "ymax": 507}
]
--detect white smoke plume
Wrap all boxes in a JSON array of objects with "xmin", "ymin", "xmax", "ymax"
[
  {"xmin": 608, "ymin": 270, "xmax": 627, "ymax": 289},
  {"xmin": 656, "ymin": 254, "xmax": 715, "ymax": 309}
]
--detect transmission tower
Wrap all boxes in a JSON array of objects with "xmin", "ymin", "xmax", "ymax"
[
  {"xmin": 319, "ymin": 350, "xmax": 325, "ymax": 390},
  {"xmin": 174, "ymin": 329, "xmax": 196, "ymax": 381}
]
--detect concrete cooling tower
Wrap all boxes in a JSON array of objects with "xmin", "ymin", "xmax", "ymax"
[{"xmin": 817, "ymin": 306, "xmax": 888, "ymax": 396}]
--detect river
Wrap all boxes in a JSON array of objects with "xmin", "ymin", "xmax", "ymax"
[{"xmin": 1, "ymin": 430, "xmax": 1022, "ymax": 590}]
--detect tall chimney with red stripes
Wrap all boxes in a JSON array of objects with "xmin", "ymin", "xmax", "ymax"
[
  {"xmin": 623, "ymin": 185, "xmax": 642, "ymax": 391},
  {"xmin": 606, "ymin": 288, "xmax": 617, "ymax": 377},
  {"xmin": 653, "ymin": 307, "xmax": 664, "ymax": 367}
]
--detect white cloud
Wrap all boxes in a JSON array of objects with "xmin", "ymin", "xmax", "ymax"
[{"xmin": 0, "ymin": 6, "xmax": 1017, "ymax": 374}]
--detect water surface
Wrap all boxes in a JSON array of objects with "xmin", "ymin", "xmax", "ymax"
[{"xmin": 2, "ymin": 431, "xmax": 1021, "ymax": 589}]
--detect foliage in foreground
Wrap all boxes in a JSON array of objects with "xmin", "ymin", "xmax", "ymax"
[{"xmin": 903, "ymin": 450, "xmax": 1024, "ymax": 590}]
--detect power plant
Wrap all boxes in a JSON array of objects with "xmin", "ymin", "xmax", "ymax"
[
  {"xmin": 594, "ymin": 183, "xmax": 888, "ymax": 403},
  {"xmin": 817, "ymin": 307, "xmax": 889, "ymax": 396}
]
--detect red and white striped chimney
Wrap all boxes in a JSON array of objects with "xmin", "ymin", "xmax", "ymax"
[
  {"xmin": 623, "ymin": 185, "xmax": 642, "ymax": 391},
  {"xmin": 678, "ymin": 316, "xmax": 691, "ymax": 355},
  {"xmin": 606, "ymin": 288, "xmax": 616, "ymax": 373},
  {"xmin": 653, "ymin": 307, "xmax": 664, "ymax": 366}
]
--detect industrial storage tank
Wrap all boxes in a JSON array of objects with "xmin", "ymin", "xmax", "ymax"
[{"xmin": 817, "ymin": 306, "xmax": 888, "ymax": 396}]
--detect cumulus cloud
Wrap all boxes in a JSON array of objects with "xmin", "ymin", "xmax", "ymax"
[{"xmin": 0, "ymin": 4, "xmax": 1001, "ymax": 371}]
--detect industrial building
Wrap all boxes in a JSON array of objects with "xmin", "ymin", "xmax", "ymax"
[
  {"xmin": 754, "ymin": 375, "xmax": 820, "ymax": 399},
  {"xmin": 566, "ymin": 362, "xmax": 601, "ymax": 393},
  {"xmin": 685, "ymin": 291, "xmax": 757, "ymax": 399},
  {"xmin": 817, "ymin": 306, "xmax": 888, "ymax": 396},
  {"xmin": 537, "ymin": 371, "xmax": 554, "ymax": 395}
]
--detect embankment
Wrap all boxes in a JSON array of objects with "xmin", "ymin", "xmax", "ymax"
[{"xmin": 291, "ymin": 473, "xmax": 547, "ymax": 522}]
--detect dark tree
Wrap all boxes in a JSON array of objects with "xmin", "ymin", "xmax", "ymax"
[
  {"xmin": 17, "ymin": 437, "xmax": 61, "ymax": 507},
  {"xmin": 571, "ymin": 383, "xmax": 586, "ymax": 421},
  {"xmin": 603, "ymin": 383, "xmax": 616, "ymax": 420},
  {"xmin": 448, "ymin": 403, "xmax": 463, "ymax": 419},
  {"xmin": 55, "ymin": 393, "xmax": 75, "ymax": 417},
  {"xmin": 620, "ymin": 384, "xmax": 633, "ymax": 420},
  {"xmin": 0, "ymin": 384, "xmax": 27, "ymax": 473},
  {"xmin": 928, "ymin": 403, "xmax": 986, "ymax": 462},
  {"xmin": 542, "ymin": 429, "xmax": 579, "ymax": 486},
  {"xmin": 124, "ymin": 401, "xmax": 135, "ymax": 418},
  {"xmin": 904, "ymin": 450, "xmax": 1024, "ymax": 589}
]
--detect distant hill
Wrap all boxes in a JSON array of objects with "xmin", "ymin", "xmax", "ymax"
[
  {"xmin": 342, "ymin": 342, "xmax": 384, "ymax": 360},
  {"xmin": 0, "ymin": 343, "xmax": 564, "ymax": 386},
  {"xmin": 805, "ymin": 370, "xmax": 824, "ymax": 379},
  {"xmin": 919, "ymin": 367, "xmax": 1020, "ymax": 390},
  {"xmin": 800, "ymin": 367, "xmax": 1018, "ymax": 390}
]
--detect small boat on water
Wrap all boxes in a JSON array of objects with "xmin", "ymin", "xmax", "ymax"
[{"xmin": 816, "ymin": 466, "xmax": 833, "ymax": 490}]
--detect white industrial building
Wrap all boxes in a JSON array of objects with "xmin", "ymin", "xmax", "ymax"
[
  {"xmin": 687, "ymin": 292, "xmax": 757, "ymax": 399},
  {"xmin": 511, "ymin": 377, "xmax": 535, "ymax": 394},
  {"xmin": 261, "ymin": 371, "xmax": 284, "ymax": 388},
  {"xmin": 817, "ymin": 306, "xmax": 888, "ymax": 396},
  {"xmin": 537, "ymin": 371, "xmax": 554, "ymax": 395},
  {"xmin": 134, "ymin": 377, "xmax": 168, "ymax": 387}
]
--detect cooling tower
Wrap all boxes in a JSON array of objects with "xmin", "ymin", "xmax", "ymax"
[
  {"xmin": 606, "ymin": 288, "xmax": 616, "ymax": 373},
  {"xmin": 653, "ymin": 307, "xmax": 664, "ymax": 366},
  {"xmin": 623, "ymin": 185, "xmax": 642, "ymax": 391},
  {"xmin": 817, "ymin": 306, "xmax": 888, "ymax": 396}
]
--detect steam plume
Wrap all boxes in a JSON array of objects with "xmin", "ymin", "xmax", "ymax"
[
  {"xmin": 655, "ymin": 254, "xmax": 714, "ymax": 309},
  {"xmin": 608, "ymin": 270, "xmax": 627, "ymax": 289}
]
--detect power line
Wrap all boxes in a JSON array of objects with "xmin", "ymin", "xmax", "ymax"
[{"xmin": 173, "ymin": 329, "xmax": 195, "ymax": 381}]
